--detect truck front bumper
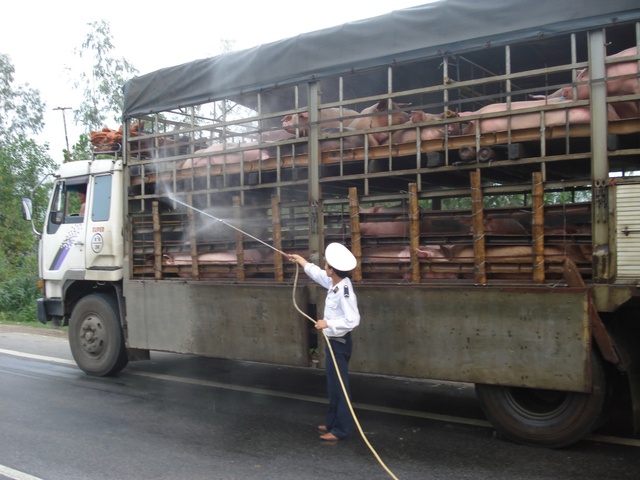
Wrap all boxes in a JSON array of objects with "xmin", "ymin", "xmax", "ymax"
[{"xmin": 36, "ymin": 298, "xmax": 64, "ymax": 325}]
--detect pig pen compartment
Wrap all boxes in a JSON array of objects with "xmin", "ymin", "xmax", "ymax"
[
  {"xmin": 124, "ymin": 15, "xmax": 638, "ymax": 288},
  {"xmin": 124, "ymin": 28, "xmax": 640, "ymax": 197}
]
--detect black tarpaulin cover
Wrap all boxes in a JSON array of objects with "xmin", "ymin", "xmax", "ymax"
[{"xmin": 123, "ymin": 0, "xmax": 640, "ymax": 118}]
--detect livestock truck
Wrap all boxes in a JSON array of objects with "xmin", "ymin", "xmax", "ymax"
[{"xmin": 25, "ymin": 0, "xmax": 640, "ymax": 447}]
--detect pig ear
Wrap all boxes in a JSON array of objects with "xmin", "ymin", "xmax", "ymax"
[
  {"xmin": 375, "ymin": 100, "xmax": 388, "ymax": 111},
  {"xmin": 299, "ymin": 112, "xmax": 309, "ymax": 120},
  {"xmin": 397, "ymin": 102, "xmax": 412, "ymax": 108},
  {"xmin": 282, "ymin": 114, "xmax": 293, "ymax": 122}
]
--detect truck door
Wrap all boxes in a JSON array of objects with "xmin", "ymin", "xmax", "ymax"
[
  {"xmin": 41, "ymin": 178, "xmax": 89, "ymax": 281},
  {"xmin": 84, "ymin": 173, "xmax": 120, "ymax": 272}
]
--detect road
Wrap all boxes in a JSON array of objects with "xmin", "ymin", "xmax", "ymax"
[{"xmin": 0, "ymin": 325, "xmax": 639, "ymax": 480}]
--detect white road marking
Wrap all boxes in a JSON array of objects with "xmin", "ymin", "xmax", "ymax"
[
  {"xmin": 1, "ymin": 348, "xmax": 639, "ymax": 448},
  {"xmin": 0, "ymin": 349, "xmax": 76, "ymax": 366},
  {"xmin": 0, "ymin": 464, "xmax": 44, "ymax": 480}
]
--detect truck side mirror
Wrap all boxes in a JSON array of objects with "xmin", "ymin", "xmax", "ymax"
[
  {"xmin": 21, "ymin": 197, "xmax": 33, "ymax": 221},
  {"xmin": 22, "ymin": 196, "xmax": 41, "ymax": 237}
]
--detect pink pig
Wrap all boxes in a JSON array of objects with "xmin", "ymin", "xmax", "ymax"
[
  {"xmin": 391, "ymin": 110, "xmax": 457, "ymax": 144},
  {"xmin": 459, "ymin": 99, "xmax": 619, "ymax": 135},
  {"xmin": 347, "ymin": 100, "xmax": 411, "ymax": 146},
  {"xmin": 360, "ymin": 221, "xmax": 409, "ymax": 237},
  {"xmin": 361, "ymin": 245, "xmax": 454, "ymax": 280},
  {"xmin": 560, "ymin": 46, "xmax": 639, "ymax": 119},
  {"xmin": 180, "ymin": 142, "xmax": 269, "ymax": 169},
  {"xmin": 281, "ymin": 107, "xmax": 359, "ymax": 135}
]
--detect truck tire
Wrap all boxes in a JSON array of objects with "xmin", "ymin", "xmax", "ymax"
[
  {"xmin": 69, "ymin": 293, "xmax": 128, "ymax": 376},
  {"xmin": 475, "ymin": 353, "xmax": 607, "ymax": 448}
]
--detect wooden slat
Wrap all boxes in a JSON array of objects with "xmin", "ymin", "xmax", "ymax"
[
  {"xmin": 233, "ymin": 196, "xmax": 245, "ymax": 281},
  {"xmin": 470, "ymin": 171, "xmax": 486, "ymax": 284},
  {"xmin": 532, "ymin": 172, "xmax": 545, "ymax": 284},
  {"xmin": 409, "ymin": 183, "xmax": 420, "ymax": 283},
  {"xmin": 349, "ymin": 187, "xmax": 363, "ymax": 282},
  {"xmin": 187, "ymin": 193, "xmax": 200, "ymax": 281},
  {"xmin": 272, "ymin": 195, "xmax": 284, "ymax": 282},
  {"xmin": 152, "ymin": 201, "xmax": 162, "ymax": 280}
]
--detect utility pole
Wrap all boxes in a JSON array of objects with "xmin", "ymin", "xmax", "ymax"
[{"xmin": 53, "ymin": 106, "xmax": 72, "ymax": 162}]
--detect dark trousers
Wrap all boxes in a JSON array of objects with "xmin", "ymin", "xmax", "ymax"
[{"xmin": 325, "ymin": 336, "xmax": 353, "ymax": 439}]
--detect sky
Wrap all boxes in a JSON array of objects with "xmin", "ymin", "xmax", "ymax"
[{"xmin": 1, "ymin": 0, "xmax": 431, "ymax": 160}]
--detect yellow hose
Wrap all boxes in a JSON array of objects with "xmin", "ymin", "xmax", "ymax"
[{"xmin": 292, "ymin": 264, "xmax": 400, "ymax": 480}]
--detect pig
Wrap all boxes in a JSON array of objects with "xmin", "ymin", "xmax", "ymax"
[
  {"xmin": 457, "ymin": 216, "xmax": 528, "ymax": 235},
  {"xmin": 180, "ymin": 142, "xmax": 269, "ymax": 169},
  {"xmin": 165, "ymin": 250, "xmax": 264, "ymax": 279},
  {"xmin": 359, "ymin": 205, "xmax": 406, "ymax": 215},
  {"xmin": 359, "ymin": 205, "xmax": 409, "ymax": 236},
  {"xmin": 529, "ymin": 88, "xmax": 567, "ymax": 101},
  {"xmin": 264, "ymin": 127, "xmax": 364, "ymax": 157},
  {"xmin": 360, "ymin": 221, "xmax": 409, "ymax": 237},
  {"xmin": 281, "ymin": 107, "xmax": 359, "ymax": 135},
  {"xmin": 483, "ymin": 217, "xmax": 528, "ymax": 235},
  {"xmin": 391, "ymin": 109, "xmax": 458, "ymax": 144},
  {"xmin": 459, "ymin": 99, "xmax": 619, "ymax": 135},
  {"xmin": 347, "ymin": 100, "xmax": 411, "ymax": 146},
  {"xmin": 318, "ymin": 127, "xmax": 365, "ymax": 152},
  {"xmin": 261, "ymin": 129, "xmax": 296, "ymax": 142},
  {"xmin": 560, "ymin": 46, "xmax": 639, "ymax": 119},
  {"xmin": 360, "ymin": 245, "xmax": 455, "ymax": 280},
  {"xmin": 451, "ymin": 244, "xmax": 587, "ymax": 280}
]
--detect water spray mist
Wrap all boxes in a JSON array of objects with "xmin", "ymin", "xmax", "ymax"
[{"xmin": 170, "ymin": 196, "xmax": 286, "ymax": 256}]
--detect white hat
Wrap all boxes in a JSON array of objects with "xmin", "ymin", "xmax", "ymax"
[{"xmin": 325, "ymin": 243, "xmax": 357, "ymax": 271}]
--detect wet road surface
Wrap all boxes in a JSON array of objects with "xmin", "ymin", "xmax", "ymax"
[{"xmin": 0, "ymin": 325, "xmax": 638, "ymax": 480}]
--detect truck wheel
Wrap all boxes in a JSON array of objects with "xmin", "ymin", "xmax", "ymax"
[
  {"xmin": 69, "ymin": 293, "xmax": 128, "ymax": 376},
  {"xmin": 475, "ymin": 353, "xmax": 607, "ymax": 448}
]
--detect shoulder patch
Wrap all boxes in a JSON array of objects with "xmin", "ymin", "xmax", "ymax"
[{"xmin": 343, "ymin": 285, "xmax": 350, "ymax": 297}]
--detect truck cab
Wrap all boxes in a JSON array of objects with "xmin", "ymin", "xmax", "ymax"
[{"xmin": 35, "ymin": 159, "xmax": 124, "ymax": 325}]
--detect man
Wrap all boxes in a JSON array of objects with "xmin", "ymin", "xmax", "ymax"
[
  {"xmin": 77, "ymin": 185, "xmax": 87, "ymax": 216},
  {"xmin": 288, "ymin": 243, "xmax": 360, "ymax": 441}
]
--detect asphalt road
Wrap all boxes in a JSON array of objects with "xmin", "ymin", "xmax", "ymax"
[{"xmin": 0, "ymin": 325, "xmax": 639, "ymax": 480}]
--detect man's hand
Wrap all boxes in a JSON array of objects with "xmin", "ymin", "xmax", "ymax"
[
  {"xmin": 287, "ymin": 253, "xmax": 309, "ymax": 267},
  {"xmin": 315, "ymin": 319, "xmax": 328, "ymax": 330}
]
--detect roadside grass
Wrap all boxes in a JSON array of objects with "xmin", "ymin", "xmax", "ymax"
[{"xmin": 0, "ymin": 318, "xmax": 68, "ymax": 331}]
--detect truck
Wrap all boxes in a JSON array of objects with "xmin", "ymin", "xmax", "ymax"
[{"xmin": 24, "ymin": 0, "xmax": 640, "ymax": 448}]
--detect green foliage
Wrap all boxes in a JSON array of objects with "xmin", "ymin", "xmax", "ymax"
[
  {"xmin": 0, "ymin": 53, "xmax": 53, "ymax": 323},
  {"xmin": 436, "ymin": 188, "xmax": 590, "ymax": 211},
  {"xmin": 0, "ymin": 251, "xmax": 40, "ymax": 323},
  {"xmin": 0, "ymin": 137, "xmax": 56, "ymax": 245},
  {"xmin": 69, "ymin": 133, "xmax": 94, "ymax": 162},
  {"xmin": 73, "ymin": 20, "xmax": 138, "ymax": 131},
  {"xmin": 0, "ymin": 53, "xmax": 45, "ymax": 143}
]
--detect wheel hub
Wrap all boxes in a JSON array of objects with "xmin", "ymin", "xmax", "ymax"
[{"xmin": 79, "ymin": 315, "xmax": 105, "ymax": 355}]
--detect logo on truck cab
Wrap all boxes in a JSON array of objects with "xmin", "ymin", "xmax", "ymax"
[{"xmin": 91, "ymin": 233, "xmax": 104, "ymax": 253}]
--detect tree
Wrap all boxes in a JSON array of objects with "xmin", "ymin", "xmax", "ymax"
[
  {"xmin": 0, "ymin": 54, "xmax": 54, "ymax": 255},
  {"xmin": 0, "ymin": 54, "xmax": 56, "ymax": 322},
  {"xmin": 72, "ymin": 20, "xmax": 138, "ymax": 132},
  {"xmin": 0, "ymin": 53, "xmax": 45, "ymax": 145}
]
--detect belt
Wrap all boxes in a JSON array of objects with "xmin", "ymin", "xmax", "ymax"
[{"xmin": 328, "ymin": 331, "xmax": 351, "ymax": 344}]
